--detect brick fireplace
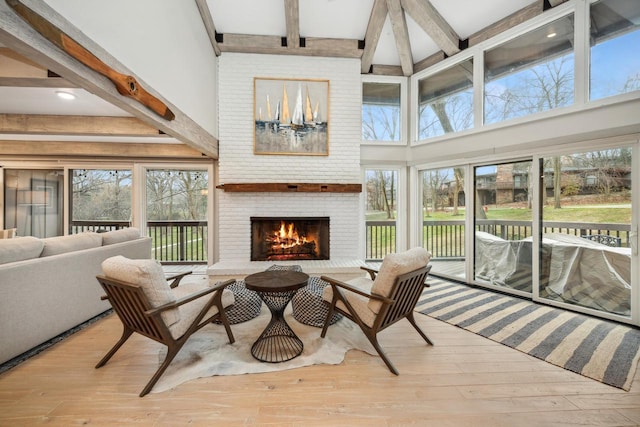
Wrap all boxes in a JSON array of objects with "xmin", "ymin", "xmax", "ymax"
[{"xmin": 208, "ymin": 53, "xmax": 365, "ymax": 280}]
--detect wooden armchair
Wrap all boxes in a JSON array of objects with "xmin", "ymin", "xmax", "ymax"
[
  {"xmin": 96, "ymin": 256, "xmax": 236, "ymax": 397},
  {"xmin": 320, "ymin": 247, "xmax": 432, "ymax": 375}
]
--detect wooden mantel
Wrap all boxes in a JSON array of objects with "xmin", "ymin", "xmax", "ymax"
[{"xmin": 216, "ymin": 183, "xmax": 362, "ymax": 193}]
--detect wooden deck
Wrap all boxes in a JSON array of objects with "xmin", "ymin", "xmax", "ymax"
[{"xmin": 1, "ymin": 293, "xmax": 639, "ymax": 425}]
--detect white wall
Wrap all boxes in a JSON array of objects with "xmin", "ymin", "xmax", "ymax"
[
  {"xmin": 44, "ymin": 0, "xmax": 218, "ymax": 137},
  {"xmin": 216, "ymin": 53, "xmax": 362, "ymax": 263}
]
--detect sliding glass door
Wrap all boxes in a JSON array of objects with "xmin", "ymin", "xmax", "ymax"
[
  {"xmin": 474, "ymin": 160, "xmax": 533, "ymax": 295},
  {"xmin": 3, "ymin": 169, "xmax": 63, "ymax": 238},
  {"xmin": 537, "ymin": 147, "xmax": 633, "ymax": 319},
  {"xmin": 420, "ymin": 166, "xmax": 466, "ymax": 281}
]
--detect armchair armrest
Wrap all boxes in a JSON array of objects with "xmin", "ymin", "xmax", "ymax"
[
  {"xmin": 145, "ymin": 279, "xmax": 235, "ymax": 316},
  {"xmin": 360, "ymin": 265, "xmax": 378, "ymax": 280},
  {"xmin": 320, "ymin": 275, "xmax": 392, "ymax": 304},
  {"xmin": 165, "ymin": 271, "xmax": 193, "ymax": 288},
  {"xmin": 99, "ymin": 270, "xmax": 195, "ymax": 300}
]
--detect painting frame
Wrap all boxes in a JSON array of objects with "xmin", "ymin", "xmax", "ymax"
[{"xmin": 254, "ymin": 77, "xmax": 330, "ymax": 156}]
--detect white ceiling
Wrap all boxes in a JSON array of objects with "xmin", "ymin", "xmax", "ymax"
[
  {"xmin": 207, "ymin": 0, "xmax": 535, "ymax": 65},
  {"xmin": 1, "ymin": 0, "xmax": 540, "ymax": 144}
]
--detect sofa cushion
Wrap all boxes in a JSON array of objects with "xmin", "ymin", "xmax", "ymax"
[
  {"xmin": 368, "ymin": 247, "xmax": 431, "ymax": 313},
  {"xmin": 101, "ymin": 256, "xmax": 180, "ymax": 327},
  {"xmin": 41, "ymin": 232, "xmax": 103, "ymax": 257},
  {"xmin": 101, "ymin": 228, "xmax": 140, "ymax": 246},
  {"xmin": 0, "ymin": 236, "xmax": 44, "ymax": 264}
]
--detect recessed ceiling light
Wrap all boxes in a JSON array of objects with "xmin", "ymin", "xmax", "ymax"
[
  {"xmin": 55, "ymin": 90, "xmax": 76, "ymax": 100},
  {"xmin": 547, "ymin": 32, "xmax": 557, "ymax": 38}
]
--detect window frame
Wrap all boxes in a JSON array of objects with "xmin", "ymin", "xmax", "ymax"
[{"xmin": 361, "ymin": 74, "xmax": 408, "ymax": 146}]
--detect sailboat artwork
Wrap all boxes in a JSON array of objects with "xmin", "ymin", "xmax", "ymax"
[{"xmin": 254, "ymin": 78, "xmax": 329, "ymax": 155}]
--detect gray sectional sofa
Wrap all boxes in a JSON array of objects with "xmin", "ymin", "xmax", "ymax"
[{"xmin": 0, "ymin": 228, "xmax": 152, "ymax": 364}]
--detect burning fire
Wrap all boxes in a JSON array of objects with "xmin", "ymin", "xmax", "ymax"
[{"xmin": 269, "ymin": 221, "xmax": 309, "ymax": 249}]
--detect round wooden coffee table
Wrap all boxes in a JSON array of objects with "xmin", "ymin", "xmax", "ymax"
[{"xmin": 244, "ymin": 270, "xmax": 309, "ymax": 362}]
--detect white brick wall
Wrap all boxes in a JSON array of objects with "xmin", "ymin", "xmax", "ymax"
[{"xmin": 217, "ymin": 53, "xmax": 363, "ymax": 263}]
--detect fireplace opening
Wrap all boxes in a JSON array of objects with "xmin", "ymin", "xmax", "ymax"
[{"xmin": 251, "ymin": 217, "xmax": 329, "ymax": 261}]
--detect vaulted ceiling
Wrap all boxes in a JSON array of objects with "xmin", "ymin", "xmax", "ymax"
[{"xmin": 0, "ymin": 0, "xmax": 569, "ymax": 156}]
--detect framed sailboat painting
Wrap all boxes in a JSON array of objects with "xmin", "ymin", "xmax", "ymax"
[{"xmin": 254, "ymin": 77, "xmax": 329, "ymax": 156}]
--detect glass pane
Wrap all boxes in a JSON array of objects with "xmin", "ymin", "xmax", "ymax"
[
  {"xmin": 539, "ymin": 148, "xmax": 632, "ymax": 317},
  {"xmin": 3, "ymin": 169, "xmax": 63, "ymax": 238},
  {"xmin": 146, "ymin": 169, "xmax": 208, "ymax": 263},
  {"xmin": 364, "ymin": 169, "xmax": 397, "ymax": 260},
  {"xmin": 417, "ymin": 58, "xmax": 473, "ymax": 140},
  {"xmin": 474, "ymin": 161, "xmax": 533, "ymax": 293},
  {"xmin": 362, "ymin": 82, "xmax": 401, "ymax": 141},
  {"xmin": 590, "ymin": 0, "xmax": 640, "ymax": 100},
  {"xmin": 485, "ymin": 15, "xmax": 575, "ymax": 125},
  {"xmin": 70, "ymin": 169, "xmax": 132, "ymax": 233},
  {"xmin": 421, "ymin": 167, "xmax": 466, "ymax": 281}
]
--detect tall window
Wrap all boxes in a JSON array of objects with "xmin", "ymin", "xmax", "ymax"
[
  {"xmin": 485, "ymin": 14, "xmax": 575, "ymax": 124},
  {"xmin": 146, "ymin": 169, "xmax": 208, "ymax": 263},
  {"xmin": 364, "ymin": 169, "xmax": 397, "ymax": 260},
  {"xmin": 590, "ymin": 0, "xmax": 640, "ymax": 100},
  {"xmin": 417, "ymin": 58, "xmax": 473, "ymax": 140},
  {"xmin": 70, "ymin": 169, "xmax": 132, "ymax": 233},
  {"xmin": 362, "ymin": 81, "xmax": 402, "ymax": 142}
]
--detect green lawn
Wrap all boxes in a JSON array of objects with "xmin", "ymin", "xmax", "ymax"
[{"xmin": 368, "ymin": 204, "xmax": 631, "ymax": 224}]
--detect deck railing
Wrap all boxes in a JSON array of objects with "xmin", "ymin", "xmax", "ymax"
[
  {"xmin": 366, "ymin": 220, "xmax": 631, "ymax": 261},
  {"xmin": 70, "ymin": 220, "xmax": 207, "ymax": 264}
]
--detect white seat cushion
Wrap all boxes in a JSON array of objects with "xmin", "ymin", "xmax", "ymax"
[
  {"xmin": 169, "ymin": 281, "xmax": 235, "ymax": 339},
  {"xmin": 323, "ymin": 276, "xmax": 377, "ymax": 328},
  {"xmin": 101, "ymin": 256, "xmax": 180, "ymax": 327},
  {"xmin": 369, "ymin": 247, "xmax": 431, "ymax": 313}
]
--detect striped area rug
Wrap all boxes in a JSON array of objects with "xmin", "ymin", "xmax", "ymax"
[{"xmin": 416, "ymin": 278, "xmax": 640, "ymax": 390}]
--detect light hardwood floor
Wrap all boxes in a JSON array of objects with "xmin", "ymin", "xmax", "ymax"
[{"xmin": 1, "ymin": 298, "xmax": 640, "ymax": 426}]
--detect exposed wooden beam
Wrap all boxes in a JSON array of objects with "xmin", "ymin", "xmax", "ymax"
[
  {"xmin": 284, "ymin": 0, "xmax": 300, "ymax": 49},
  {"xmin": 401, "ymin": 0, "xmax": 460, "ymax": 56},
  {"xmin": 413, "ymin": 50, "xmax": 446, "ymax": 74},
  {"xmin": 0, "ymin": 0, "xmax": 218, "ymax": 158},
  {"xmin": 0, "ymin": 140, "xmax": 204, "ymax": 158},
  {"xmin": 218, "ymin": 34, "xmax": 362, "ymax": 58},
  {"xmin": 1, "ymin": 46, "xmax": 78, "ymax": 86},
  {"xmin": 386, "ymin": 0, "xmax": 413, "ymax": 76},
  {"xmin": 370, "ymin": 64, "xmax": 404, "ymax": 76},
  {"xmin": 0, "ymin": 76, "xmax": 77, "ymax": 87},
  {"xmin": 0, "ymin": 114, "xmax": 163, "ymax": 136},
  {"xmin": 361, "ymin": 0, "xmax": 388, "ymax": 74},
  {"xmin": 0, "ymin": 46, "xmax": 42, "ymax": 70},
  {"xmin": 195, "ymin": 0, "xmax": 221, "ymax": 56},
  {"xmin": 468, "ymin": 1, "xmax": 544, "ymax": 47}
]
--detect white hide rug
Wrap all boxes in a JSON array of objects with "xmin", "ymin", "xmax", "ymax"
[{"xmin": 152, "ymin": 304, "xmax": 376, "ymax": 394}]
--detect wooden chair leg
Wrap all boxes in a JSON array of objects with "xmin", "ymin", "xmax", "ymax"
[
  {"xmin": 217, "ymin": 310, "xmax": 235, "ymax": 344},
  {"xmin": 320, "ymin": 301, "xmax": 337, "ymax": 338},
  {"xmin": 363, "ymin": 331, "xmax": 399, "ymax": 376},
  {"xmin": 139, "ymin": 344, "xmax": 182, "ymax": 397},
  {"xmin": 95, "ymin": 326, "xmax": 133, "ymax": 369},
  {"xmin": 406, "ymin": 312, "xmax": 433, "ymax": 345}
]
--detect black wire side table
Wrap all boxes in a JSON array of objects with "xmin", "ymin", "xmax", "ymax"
[{"xmin": 244, "ymin": 270, "xmax": 309, "ymax": 363}]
